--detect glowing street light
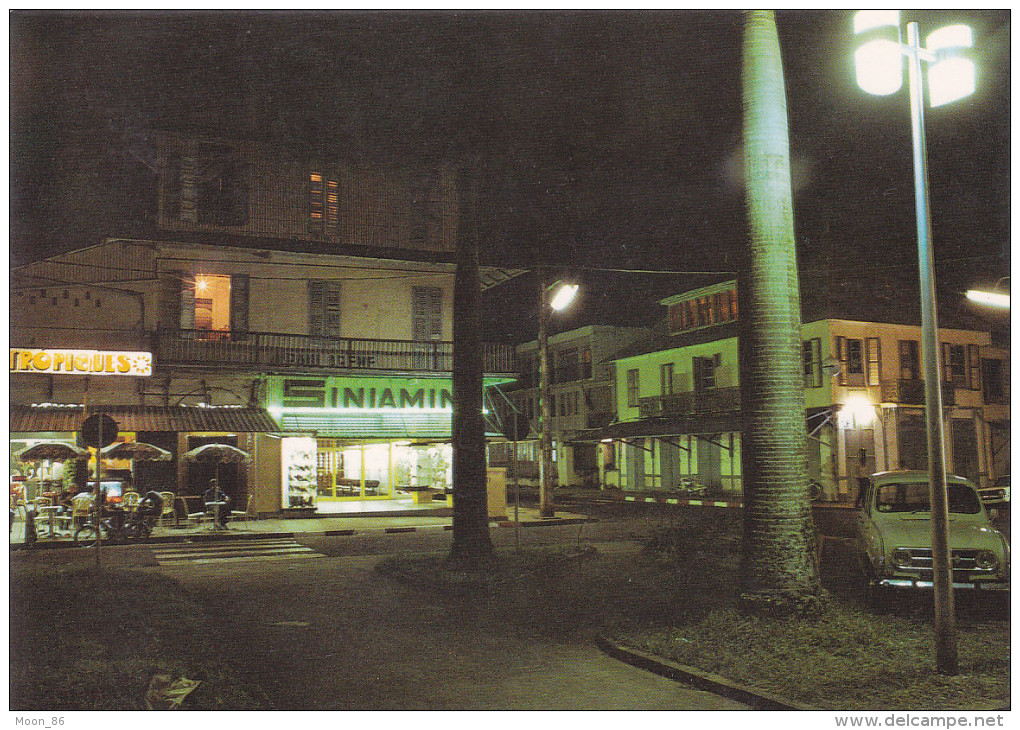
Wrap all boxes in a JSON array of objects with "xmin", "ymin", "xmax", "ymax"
[
  {"xmin": 538, "ymin": 275, "xmax": 579, "ymax": 518},
  {"xmin": 965, "ymin": 289, "xmax": 1010, "ymax": 309},
  {"xmin": 549, "ymin": 283, "xmax": 579, "ymax": 312},
  {"xmin": 853, "ymin": 10, "xmax": 977, "ymax": 676}
]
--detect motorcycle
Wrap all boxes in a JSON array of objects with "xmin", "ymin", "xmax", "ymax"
[{"xmin": 74, "ymin": 502, "xmax": 158, "ymax": 548}]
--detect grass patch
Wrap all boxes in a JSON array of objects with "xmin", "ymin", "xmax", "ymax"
[
  {"xmin": 613, "ymin": 514, "xmax": 1010, "ymax": 711},
  {"xmin": 620, "ymin": 604, "xmax": 1010, "ymax": 710},
  {"xmin": 10, "ymin": 565, "xmax": 269, "ymax": 710},
  {"xmin": 379, "ymin": 511, "xmax": 1009, "ymax": 711}
]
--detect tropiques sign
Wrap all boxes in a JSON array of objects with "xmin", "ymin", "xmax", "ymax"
[{"xmin": 9, "ymin": 348, "xmax": 153, "ymax": 377}]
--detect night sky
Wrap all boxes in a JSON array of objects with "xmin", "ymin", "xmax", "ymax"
[{"xmin": 9, "ymin": 10, "xmax": 1010, "ymax": 342}]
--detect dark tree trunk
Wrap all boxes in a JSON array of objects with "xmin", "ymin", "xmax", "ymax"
[
  {"xmin": 447, "ymin": 168, "xmax": 494, "ymax": 565},
  {"xmin": 738, "ymin": 10, "xmax": 823, "ymax": 614}
]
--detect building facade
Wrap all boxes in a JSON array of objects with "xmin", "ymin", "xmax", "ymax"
[
  {"xmin": 493, "ymin": 325, "xmax": 651, "ymax": 488},
  {"xmin": 10, "ymin": 135, "xmax": 519, "ymax": 516},
  {"xmin": 592, "ymin": 281, "xmax": 1010, "ymax": 502}
]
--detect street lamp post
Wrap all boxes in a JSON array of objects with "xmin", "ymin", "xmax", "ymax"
[
  {"xmin": 537, "ymin": 271, "xmax": 579, "ymax": 519},
  {"xmin": 854, "ymin": 10, "xmax": 977, "ymax": 675}
]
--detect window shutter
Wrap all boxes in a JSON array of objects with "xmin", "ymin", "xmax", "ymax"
[
  {"xmin": 179, "ymin": 274, "xmax": 195, "ymax": 330},
  {"xmin": 412, "ymin": 286, "xmax": 443, "ymax": 341},
  {"xmin": 230, "ymin": 274, "xmax": 250, "ymax": 334},
  {"xmin": 967, "ymin": 344, "xmax": 981, "ymax": 390},
  {"xmin": 159, "ymin": 271, "xmax": 184, "ymax": 330},
  {"xmin": 309, "ymin": 281, "xmax": 325, "ymax": 336},
  {"xmin": 309, "ymin": 280, "xmax": 341, "ymax": 337}
]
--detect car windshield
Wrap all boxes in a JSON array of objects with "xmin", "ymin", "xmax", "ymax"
[{"xmin": 874, "ymin": 482, "xmax": 982, "ymax": 514}]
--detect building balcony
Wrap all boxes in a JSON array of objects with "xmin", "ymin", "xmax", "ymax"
[
  {"xmin": 879, "ymin": 379, "xmax": 956, "ymax": 407},
  {"xmin": 638, "ymin": 386, "xmax": 740, "ymax": 418},
  {"xmin": 155, "ymin": 328, "xmax": 517, "ymax": 376}
]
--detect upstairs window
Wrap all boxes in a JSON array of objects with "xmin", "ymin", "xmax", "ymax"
[
  {"xmin": 941, "ymin": 343, "xmax": 967, "ymax": 388},
  {"xmin": 626, "ymin": 369, "xmax": 640, "ymax": 407},
  {"xmin": 558, "ymin": 348, "xmax": 579, "ymax": 383},
  {"xmin": 836, "ymin": 337, "xmax": 864, "ymax": 386},
  {"xmin": 982, "ymin": 358, "xmax": 1005, "ymax": 403},
  {"xmin": 412, "ymin": 287, "xmax": 443, "ymax": 342},
  {"xmin": 660, "ymin": 362, "xmax": 674, "ymax": 395},
  {"xmin": 865, "ymin": 337, "xmax": 881, "ymax": 386},
  {"xmin": 803, "ymin": 338, "xmax": 822, "ymax": 388},
  {"xmin": 170, "ymin": 142, "xmax": 249, "ymax": 226},
  {"xmin": 308, "ymin": 280, "xmax": 341, "ymax": 338},
  {"xmin": 308, "ymin": 171, "xmax": 339, "ymax": 234},
  {"xmin": 668, "ymin": 288, "xmax": 737, "ymax": 333},
  {"xmin": 899, "ymin": 340, "xmax": 920, "ymax": 380},
  {"xmin": 581, "ymin": 347, "xmax": 592, "ymax": 379},
  {"xmin": 693, "ymin": 354, "xmax": 721, "ymax": 392}
]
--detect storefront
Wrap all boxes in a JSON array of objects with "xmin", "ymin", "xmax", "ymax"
[
  {"xmin": 9, "ymin": 403, "xmax": 281, "ymax": 513},
  {"xmin": 267, "ymin": 374, "xmax": 511, "ymax": 509}
]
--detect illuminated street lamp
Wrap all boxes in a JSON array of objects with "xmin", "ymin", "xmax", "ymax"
[
  {"xmin": 966, "ymin": 278, "xmax": 1010, "ymax": 310},
  {"xmin": 965, "ymin": 289, "xmax": 1010, "ymax": 309},
  {"xmin": 538, "ymin": 272, "xmax": 579, "ymax": 518},
  {"xmin": 854, "ymin": 10, "xmax": 977, "ymax": 675}
]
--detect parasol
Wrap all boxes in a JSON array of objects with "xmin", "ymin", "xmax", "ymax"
[
  {"xmin": 16, "ymin": 442, "xmax": 89, "ymax": 463},
  {"xmin": 101, "ymin": 442, "xmax": 173, "ymax": 462},
  {"xmin": 101, "ymin": 442, "xmax": 174, "ymax": 491},
  {"xmin": 184, "ymin": 444, "xmax": 251, "ymax": 528},
  {"xmin": 183, "ymin": 443, "xmax": 251, "ymax": 464}
]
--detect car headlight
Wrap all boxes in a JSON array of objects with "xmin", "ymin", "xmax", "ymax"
[
  {"xmin": 975, "ymin": 550, "xmax": 999, "ymax": 571},
  {"xmin": 891, "ymin": 548, "xmax": 913, "ymax": 569}
]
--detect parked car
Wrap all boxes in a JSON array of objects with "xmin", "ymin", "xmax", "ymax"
[
  {"xmin": 979, "ymin": 475, "xmax": 1010, "ymax": 506},
  {"xmin": 855, "ymin": 470, "xmax": 1010, "ymax": 600}
]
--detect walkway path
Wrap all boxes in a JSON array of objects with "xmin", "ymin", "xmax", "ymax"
[{"xmin": 171, "ymin": 550, "xmax": 748, "ymax": 710}]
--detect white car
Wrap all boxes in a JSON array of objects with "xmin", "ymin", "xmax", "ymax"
[{"xmin": 855, "ymin": 470, "xmax": 1010, "ymax": 597}]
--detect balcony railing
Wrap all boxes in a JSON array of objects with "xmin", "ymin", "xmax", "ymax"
[
  {"xmin": 155, "ymin": 328, "xmax": 517, "ymax": 375},
  {"xmin": 879, "ymin": 379, "xmax": 956, "ymax": 407},
  {"xmin": 639, "ymin": 387, "xmax": 741, "ymax": 418}
]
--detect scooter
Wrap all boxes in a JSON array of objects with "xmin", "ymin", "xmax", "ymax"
[{"xmin": 74, "ymin": 505, "xmax": 154, "ymax": 548}]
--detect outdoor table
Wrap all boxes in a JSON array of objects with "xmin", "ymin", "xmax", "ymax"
[{"xmin": 35, "ymin": 505, "xmax": 63, "ymax": 538}]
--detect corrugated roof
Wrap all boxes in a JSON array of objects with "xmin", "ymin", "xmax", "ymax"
[{"xmin": 10, "ymin": 405, "xmax": 279, "ymax": 433}]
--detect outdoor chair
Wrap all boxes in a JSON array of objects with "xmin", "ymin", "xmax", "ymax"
[
  {"xmin": 231, "ymin": 494, "xmax": 255, "ymax": 524},
  {"xmin": 158, "ymin": 491, "xmax": 176, "ymax": 527}
]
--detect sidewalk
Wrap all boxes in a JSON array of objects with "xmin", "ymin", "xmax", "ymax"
[{"xmin": 10, "ymin": 503, "xmax": 587, "ymax": 550}]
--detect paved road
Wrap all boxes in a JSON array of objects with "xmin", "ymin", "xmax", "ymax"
[{"xmin": 163, "ymin": 547, "xmax": 747, "ymax": 710}]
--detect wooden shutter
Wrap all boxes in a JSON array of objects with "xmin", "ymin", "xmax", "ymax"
[
  {"xmin": 179, "ymin": 274, "xmax": 195, "ymax": 330},
  {"xmin": 159, "ymin": 271, "xmax": 184, "ymax": 330},
  {"xmin": 412, "ymin": 286, "xmax": 443, "ymax": 341},
  {"xmin": 967, "ymin": 344, "xmax": 981, "ymax": 390},
  {"xmin": 308, "ymin": 280, "xmax": 341, "ymax": 337},
  {"xmin": 230, "ymin": 274, "xmax": 250, "ymax": 334}
]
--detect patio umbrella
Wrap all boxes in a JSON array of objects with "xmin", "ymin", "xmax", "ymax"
[
  {"xmin": 101, "ymin": 441, "xmax": 173, "ymax": 462},
  {"xmin": 15, "ymin": 442, "xmax": 89, "ymax": 463},
  {"xmin": 101, "ymin": 442, "xmax": 173, "ymax": 491},
  {"xmin": 183, "ymin": 444, "xmax": 251, "ymax": 527},
  {"xmin": 15, "ymin": 442, "xmax": 90, "ymax": 501}
]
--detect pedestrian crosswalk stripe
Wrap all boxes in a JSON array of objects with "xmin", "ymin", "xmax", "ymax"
[{"xmin": 153, "ymin": 538, "xmax": 323, "ymax": 566}]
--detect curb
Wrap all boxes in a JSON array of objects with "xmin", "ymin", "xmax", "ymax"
[
  {"xmin": 10, "ymin": 515, "xmax": 590, "ymax": 552},
  {"xmin": 595, "ymin": 636, "xmax": 816, "ymax": 711}
]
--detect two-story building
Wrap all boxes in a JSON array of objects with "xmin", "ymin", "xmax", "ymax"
[
  {"xmin": 492, "ymin": 325, "xmax": 651, "ymax": 488},
  {"xmin": 10, "ymin": 135, "xmax": 520, "ymax": 516},
  {"xmin": 590, "ymin": 280, "xmax": 1009, "ymax": 502}
]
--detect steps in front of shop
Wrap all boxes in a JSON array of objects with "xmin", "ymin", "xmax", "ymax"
[{"xmin": 152, "ymin": 537, "xmax": 324, "ymax": 566}]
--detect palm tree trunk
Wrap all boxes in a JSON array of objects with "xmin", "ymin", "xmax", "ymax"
[
  {"xmin": 447, "ymin": 166, "xmax": 494, "ymax": 566},
  {"xmin": 738, "ymin": 10, "xmax": 822, "ymax": 613}
]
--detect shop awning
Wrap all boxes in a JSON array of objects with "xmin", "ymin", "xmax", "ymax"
[
  {"xmin": 571, "ymin": 412, "xmax": 742, "ymax": 442},
  {"xmin": 10, "ymin": 405, "xmax": 279, "ymax": 434}
]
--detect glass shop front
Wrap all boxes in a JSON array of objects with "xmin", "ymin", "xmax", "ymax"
[{"xmin": 270, "ymin": 374, "xmax": 507, "ymax": 509}]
